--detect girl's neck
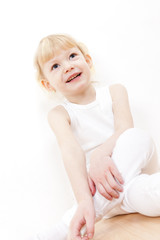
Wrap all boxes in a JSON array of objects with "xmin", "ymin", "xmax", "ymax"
[{"xmin": 65, "ymin": 84, "xmax": 96, "ymax": 105}]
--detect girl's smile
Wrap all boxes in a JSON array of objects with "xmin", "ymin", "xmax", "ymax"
[{"xmin": 66, "ymin": 72, "xmax": 82, "ymax": 83}]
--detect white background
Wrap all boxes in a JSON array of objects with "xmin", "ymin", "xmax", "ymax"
[{"xmin": 0, "ymin": 0, "xmax": 160, "ymax": 239}]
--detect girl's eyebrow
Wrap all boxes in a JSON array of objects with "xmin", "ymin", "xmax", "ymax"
[
  {"xmin": 68, "ymin": 47, "xmax": 79, "ymax": 53},
  {"xmin": 46, "ymin": 56, "xmax": 60, "ymax": 68},
  {"xmin": 47, "ymin": 48, "xmax": 79, "ymax": 66},
  {"xmin": 48, "ymin": 56, "xmax": 59, "ymax": 64}
]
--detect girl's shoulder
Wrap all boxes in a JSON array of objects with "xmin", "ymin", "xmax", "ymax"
[
  {"xmin": 47, "ymin": 105, "xmax": 78, "ymax": 145},
  {"xmin": 109, "ymin": 83, "xmax": 126, "ymax": 92},
  {"xmin": 48, "ymin": 104, "xmax": 71, "ymax": 125},
  {"xmin": 109, "ymin": 83, "xmax": 128, "ymax": 99}
]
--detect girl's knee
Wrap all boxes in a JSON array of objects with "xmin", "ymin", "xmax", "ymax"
[
  {"xmin": 125, "ymin": 173, "xmax": 160, "ymax": 217},
  {"xmin": 116, "ymin": 128, "xmax": 155, "ymax": 156},
  {"xmin": 119, "ymin": 128, "xmax": 151, "ymax": 143}
]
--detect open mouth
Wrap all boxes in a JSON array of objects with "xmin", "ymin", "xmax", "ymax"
[{"xmin": 66, "ymin": 73, "xmax": 82, "ymax": 83}]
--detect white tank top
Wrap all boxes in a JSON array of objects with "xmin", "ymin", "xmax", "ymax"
[{"xmin": 61, "ymin": 85, "xmax": 114, "ymax": 168}]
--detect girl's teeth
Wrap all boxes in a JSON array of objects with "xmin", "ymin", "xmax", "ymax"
[{"xmin": 67, "ymin": 73, "xmax": 80, "ymax": 82}]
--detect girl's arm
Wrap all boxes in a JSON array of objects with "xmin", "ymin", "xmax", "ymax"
[
  {"xmin": 88, "ymin": 84, "xmax": 134, "ymax": 200},
  {"xmin": 48, "ymin": 106, "xmax": 95, "ymax": 239},
  {"xmin": 96, "ymin": 84, "xmax": 134, "ymax": 154}
]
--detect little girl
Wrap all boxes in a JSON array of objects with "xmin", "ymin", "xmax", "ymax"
[{"xmin": 34, "ymin": 34, "xmax": 160, "ymax": 240}]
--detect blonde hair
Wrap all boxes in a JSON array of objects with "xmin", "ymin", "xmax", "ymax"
[{"xmin": 34, "ymin": 34, "xmax": 90, "ymax": 88}]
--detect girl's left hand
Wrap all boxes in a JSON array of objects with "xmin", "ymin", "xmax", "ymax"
[
  {"xmin": 67, "ymin": 198, "xmax": 95, "ymax": 240},
  {"xmin": 88, "ymin": 149, "xmax": 124, "ymax": 200}
]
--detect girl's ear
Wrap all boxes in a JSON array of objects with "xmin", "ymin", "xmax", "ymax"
[
  {"xmin": 41, "ymin": 79, "xmax": 56, "ymax": 92},
  {"xmin": 85, "ymin": 54, "xmax": 93, "ymax": 68}
]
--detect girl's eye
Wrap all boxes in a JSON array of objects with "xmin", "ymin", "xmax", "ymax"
[
  {"xmin": 69, "ymin": 53, "xmax": 77, "ymax": 59},
  {"xmin": 52, "ymin": 63, "xmax": 59, "ymax": 70}
]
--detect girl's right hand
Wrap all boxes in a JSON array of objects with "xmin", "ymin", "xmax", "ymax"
[
  {"xmin": 67, "ymin": 198, "xmax": 95, "ymax": 240},
  {"xmin": 88, "ymin": 149, "xmax": 124, "ymax": 200}
]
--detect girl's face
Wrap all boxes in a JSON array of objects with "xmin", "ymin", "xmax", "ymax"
[{"xmin": 42, "ymin": 47, "xmax": 92, "ymax": 98}]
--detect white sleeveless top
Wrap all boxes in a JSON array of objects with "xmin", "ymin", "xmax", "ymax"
[{"xmin": 61, "ymin": 85, "xmax": 114, "ymax": 168}]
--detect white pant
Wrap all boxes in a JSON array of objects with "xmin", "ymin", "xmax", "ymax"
[{"xmin": 35, "ymin": 128, "xmax": 160, "ymax": 240}]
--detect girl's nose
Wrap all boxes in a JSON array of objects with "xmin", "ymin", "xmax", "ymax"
[{"xmin": 64, "ymin": 63, "xmax": 74, "ymax": 73}]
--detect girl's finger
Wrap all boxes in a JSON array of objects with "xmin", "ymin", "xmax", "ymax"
[
  {"xmin": 71, "ymin": 218, "xmax": 86, "ymax": 240},
  {"xmin": 111, "ymin": 166, "xmax": 124, "ymax": 185},
  {"xmin": 85, "ymin": 213, "xmax": 95, "ymax": 239},
  {"xmin": 105, "ymin": 170, "xmax": 123, "ymax": 193},
  {"xmin": 97, "ymin": 183, "xmax": 113, "ymax": 200},
  {"xmin": 88, "ymin": 176, "xmax": 96, "ymax": 196}
]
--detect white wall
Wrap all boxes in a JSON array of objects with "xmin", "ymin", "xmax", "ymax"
[{"xmin": 0, "ymin": 0, "xmax": 160, "ymax": 239}]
